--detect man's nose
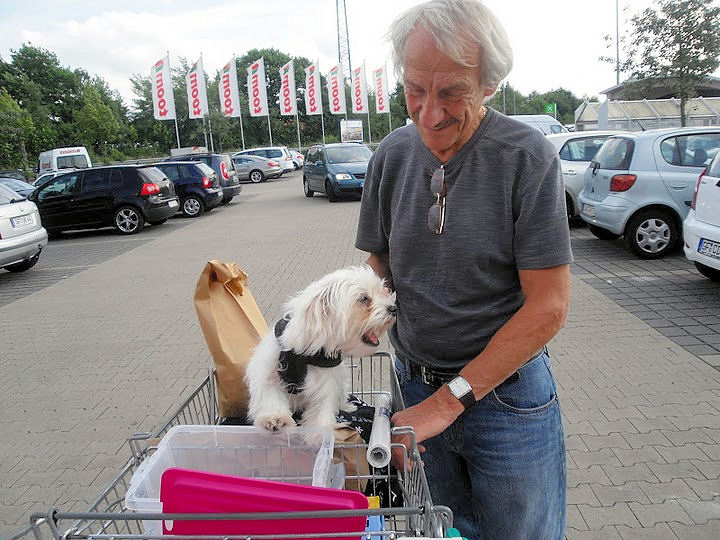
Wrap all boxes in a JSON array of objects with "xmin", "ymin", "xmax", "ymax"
[{"xmin": 417, "ymin": 94, "xmax": 445, "ymax": 129}]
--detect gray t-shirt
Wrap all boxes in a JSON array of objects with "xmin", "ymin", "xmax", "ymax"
[{"xmin": 355, "ymin": 108, "xmax": 573, "ymax": 369}]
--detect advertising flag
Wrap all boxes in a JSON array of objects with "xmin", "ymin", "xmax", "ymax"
[
  {"xmin": 304, "ymin": 62, "xmax": 323, "ymax": 115},
  {"xmin": 219, "ymin": 57, "xmax": 241, "ymax": 118},
  {"xmin": 327, "ymin": 63, "xmax": 346, "ymax": 115},
  {"xmin": 352, "ymin": 64, "xmax": 368, "ymax": 114},
  {"xmin": 247, "ymin": 57, "xmax": 269, "ymax": 117},
  {"xmin": 151, "ymin": 55, "xmax": 176, "ymax": 120},
  {"xmin": 279, "ymin": 60, "xmax": 297, "ymax": 116},
  {"xmin": 374, "ymin": 65, "xmax": 390, "ymax": 114},
  {"xmin": 186, "ymin": 57, "xmax": 209, "ymax": 119}
]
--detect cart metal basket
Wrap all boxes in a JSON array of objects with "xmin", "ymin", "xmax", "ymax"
[{"xmin": 11, "ymin": 352, "xmax": 452, "ymax": 539}]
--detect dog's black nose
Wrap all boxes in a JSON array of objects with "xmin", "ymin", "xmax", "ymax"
[{"xmin": 387, "ymin": 305, "xmax": 397, "ymax": 315}]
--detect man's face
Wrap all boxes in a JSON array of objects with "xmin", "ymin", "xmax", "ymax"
[{"xmin": 403, "ymin": 26, "xmax": 494, "ymax": 161}]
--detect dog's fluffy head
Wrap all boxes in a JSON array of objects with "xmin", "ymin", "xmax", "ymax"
[{"xmin": 280, "ymin": 265, "xmax": 397, "ymax": 357}]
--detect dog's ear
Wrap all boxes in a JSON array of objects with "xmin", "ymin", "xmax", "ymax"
[{"xmin": 303, "ymin": 281, "xmax": 336, "ymax": 329}]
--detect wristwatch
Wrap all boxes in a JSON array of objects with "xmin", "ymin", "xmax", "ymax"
[{"xmin": 447, "ymin": 376, "xmax": 476, "ymax": 410}]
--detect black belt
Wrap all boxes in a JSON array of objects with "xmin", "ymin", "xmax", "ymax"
[{"xmin": 408, "ymin": 347, "xmax": 547, "ymax": 389}]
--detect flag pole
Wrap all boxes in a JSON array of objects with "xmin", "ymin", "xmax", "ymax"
[
  {"xmin": 167, "ymin": 50, "xmax": 181, "ymax": 148},
  {"xmin": 233, "ymin": 55, "xmax": 246, "ymax": 150},
  {"xmin": 208, "ymin": 115, "xmax": 215, "ymax": 152},
  {"xmin": 295, "ymin": 111, "xmax": 301, "ymax": 152},
  {"xmin": 320, "ymin": 112, "xmax": 326, "ymax": 144},
  {"xmin": 202, "ymin": 117, "xmax": 208, "ymax": 148},
  {"xmin": 363, "ymin": 61, "xmax": 371, "ymax": 147},
  {"xmin": 239, "ymin": 117, "xmax": 246, "ymax": 150},
  {"xmin": 267, "ymin": 116, "xmax": 273, "ymax": 145}
]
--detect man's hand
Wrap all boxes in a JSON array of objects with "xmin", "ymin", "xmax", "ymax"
[{"xmin": 389, "ymin": 386, "xmax": 464, "ymax": 470}]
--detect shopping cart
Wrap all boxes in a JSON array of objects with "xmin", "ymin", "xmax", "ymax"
[{"xmin": 11, "ymin": 352, "xmax": 453, "ymax": 539}]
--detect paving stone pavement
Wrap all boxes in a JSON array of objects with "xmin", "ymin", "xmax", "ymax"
[{"xmin": 2, "ymin": 171, "xmax": 720, "ymax": 537}]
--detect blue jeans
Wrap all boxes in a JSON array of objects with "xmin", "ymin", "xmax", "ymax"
[{"xmin": 395, "ymin": 351, "xmax": 566, "ymax": 540}]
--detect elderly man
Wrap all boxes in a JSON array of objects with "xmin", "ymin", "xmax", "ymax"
[{"xmin": 355, "ymin": 0, "xmax": 572, "ymax": 538}]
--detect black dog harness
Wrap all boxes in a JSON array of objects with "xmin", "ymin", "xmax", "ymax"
[{"xmin": 274, "ymin": 316, "xmax": 343, "ymax": 394}]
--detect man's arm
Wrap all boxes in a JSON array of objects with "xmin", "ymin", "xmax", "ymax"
[
  {"xmin": 366, "ymin": 252, "xmax": 392, "ymax": 288},
  {"xmin": 391, "ymin": 264, "xmax": 570, "ymax": 445}
]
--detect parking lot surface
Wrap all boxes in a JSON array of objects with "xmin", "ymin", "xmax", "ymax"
[{"xmin": 2, "ymin": 170, "xmax": 720, "ymax": 538}]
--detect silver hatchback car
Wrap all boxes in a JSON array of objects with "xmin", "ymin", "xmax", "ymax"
[
  {"xmin": 0, "ymin": 184, "xmax": 48, "ymax": 272},
  {"xmin": 578, "ymin": 127, "xmax": 720, "ymax": 259}
]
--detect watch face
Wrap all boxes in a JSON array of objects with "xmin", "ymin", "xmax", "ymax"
[{"xmin": 449, "ymin": 376, "xmax": 472, "ymax": 397}]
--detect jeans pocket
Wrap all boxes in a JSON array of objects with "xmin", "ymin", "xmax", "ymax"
[
  {"xmin": 394, "ymin": 356, "xmax": 409, "ymax": 386},
  {"xmin": 491, "ymin": 354, "xmax": 557, "ymax": 414}
]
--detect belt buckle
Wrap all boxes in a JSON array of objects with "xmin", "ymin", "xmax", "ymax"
[{"xmin": 420, "ymin": 365, "xmax": 433, "ymax": 386}]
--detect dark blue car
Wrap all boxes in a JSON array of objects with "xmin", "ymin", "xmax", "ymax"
[
  {"xmin": 302, "ymin": 143, "xmax": 373, "ymax": 202},
  {"xmin": 153, "ymin": 162, "xmax": 223, "ymax": 217}
]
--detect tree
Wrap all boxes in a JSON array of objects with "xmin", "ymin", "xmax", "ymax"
[
  {"xmin": 617, "ymin": 0, "xmax": 720, "ymax": 126},
  {"xmin": 0, "ymin": 88, "xmax": 35, "ymax": 171},
  {"xmin": 73, "ymin": 86, "xmax": 122, "ymax": 157}
]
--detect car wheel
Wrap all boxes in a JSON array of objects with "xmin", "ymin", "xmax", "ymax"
[
  {"xmin": 303, "ymin": 177, "xmax": 314, "ymax": 197},
  {"xmin": 4, "ymin": 252, "xmax": 40, "ymax": 272},
  {"xmin": 114, "ymin": 206, "xmax": 145, "ymax": 235},
  {"xmin": 695, "ymin": 262, "xmax": 720, "ymax": 282},
  {"xmin": 249, "ymin": 170, "xmax": 265, "ymax": 183},
  {"xmin": 293, "ymin": 161, "xmax": 300, "ymax": 170},
  {"xmin": 588, "ymin": 224, "xmax": 620, "ymax": 240},
  {"xmin": 623, "ymin": 209, "xmax": 678, "ymax": 259},
  {"xmin": 566, "ymin": 193, "xmax": 583, "ymax": 228},
  {"xmin": 148, "ymin": 218, "xmax": 168, "ymax": 226},
  {"xmin": 325, "ymin": 179, "xmax": 338, "ymax": 202},
  {"xmin": 182, "ymin": 195, "xmax": 204, "ymax": 218}
]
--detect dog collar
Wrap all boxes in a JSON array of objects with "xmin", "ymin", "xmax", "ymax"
[{"xmin": 274, "ymin": 317, "xmax": 343, "ymax": 394}]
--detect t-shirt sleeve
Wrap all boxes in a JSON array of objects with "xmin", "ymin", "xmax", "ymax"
[
  {"xmin": 355, "ymin": 152, "xmax": 389, "ymax": 254},
  {"xmin": 513, "ymin": 153, "xmax": 574, "ymax": 269}
]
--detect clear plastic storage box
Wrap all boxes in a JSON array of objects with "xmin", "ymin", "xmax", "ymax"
[{"xmin": 124, "ymin": 425, "xmax": 341, "ymax": 534}]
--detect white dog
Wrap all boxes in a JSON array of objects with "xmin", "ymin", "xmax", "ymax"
[{"xmin": 245, "ymin": 265, "xmax": 397, "ymax": 432}]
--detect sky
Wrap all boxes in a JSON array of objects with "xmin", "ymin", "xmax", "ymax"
[{"xmin": 1, "ymin": 0, "xmax": 707, "ymax": 110}]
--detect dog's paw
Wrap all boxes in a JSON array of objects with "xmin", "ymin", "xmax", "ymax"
[{"xmin": 257, "ymin": 414, "xmax": 296, "ymax": 432}]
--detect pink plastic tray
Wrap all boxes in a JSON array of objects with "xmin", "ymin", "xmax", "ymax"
[{"xmin": 160, "ymin": 467, "xmax": 368, "ymax": 539}]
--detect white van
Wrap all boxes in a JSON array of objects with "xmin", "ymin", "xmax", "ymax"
[
  {"xmin": 37, "ymin": 147, "xmax": 92, "ymax": 174},
  {"xmin": 509, "ymin": 115, "xmax": 568, "ymax": 135}
]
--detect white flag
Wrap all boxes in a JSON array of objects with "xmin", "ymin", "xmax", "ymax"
[
  {"xmin": 352, "ymin": 64, "xmax": 368, "ymax": 114},
  {"xmin": 247, "ymin": 57, "xmax": 269, "ymax": 117},
  {"xmin": 327, "ymin": 63, "xmax": 346, "ymax": 115},
  {"xmin": 219, "ymin": 57, "xmax": 241, "ymax": 118},
  {"xmin": 151, "ymin": 55, "xmax": 176, "ymax": 120},
  {"xmin": 374, "ymin": 65, "xmax": 390, "ymax": 114},
  {"xmin": 304, "ymin": 62, "xmax": 323, "ymax": 115},
  {"xmin": 279, "ymin": 60, "xmax": 297, "ymax": 116},
  {"xmin": 186, "ymin": 57, "xmax": 209, "ymax": 119}
]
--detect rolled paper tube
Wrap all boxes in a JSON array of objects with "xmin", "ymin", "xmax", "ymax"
[{"xmin": 367, "ymin": 393, "xmax": 392, "ymax": 469}]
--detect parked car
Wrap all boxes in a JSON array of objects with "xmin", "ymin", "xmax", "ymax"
[
  {"xmin": 231, "ymin": 154, "xmax": 283, "ymax": 183},
  {"xmin": 546, "ymin": 131, "xmax": 621, "ymax": 222},
  {"xmin": 167, "ymin": 153, "xmax": 241, "ymax": 204},
  {"xmin": 27, "ymin": 165, "xmax": 179, "ymax": 236},
  {"xmin": 290, "ymin": 150, "xmax": 305, "ymax": 170},
  {"xmin": 0, "ymin": 184, "xmax": 48, "ymax": 272},
  {"xmin": 32, "ymin": 171, "xmax": 65, "ymax": 186},
  {"xmin": 578, "ymin": 127, "xmax": 720, "ymax": 259},
  {"xmin": 684, "ymin": 151, "xmax": 720, "ymax": 281},
  {"xmin": 302, "ymin": 143, "xmax": 373, "ymax": 202},
  {"xmin": 152, "ymin": 162, "xmax": 223, "ymax": 217},
  {"xmin": 509, "ymin": 114, "xmax": 568, "ymax": 135},
  {"xmin": 235, "ymin": 146, "xmax": 295, "ymax": 173},
  {"xmin": 0, "ymin": 177, "xmax": 35, "ymax": 198}
]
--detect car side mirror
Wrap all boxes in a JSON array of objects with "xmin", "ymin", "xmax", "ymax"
[
  {"xmin": 28, "ymin": 190, "xmax": 37, "ymax": 201},
  {"xmin": 315, "ymin": 160, "xmax": 324, "ymax": 167}
]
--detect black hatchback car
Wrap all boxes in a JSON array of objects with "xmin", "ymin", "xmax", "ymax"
[
  {"xmin": 153, "ymin": 161, "xmax": 223, "ymax": 217},
  {"xmin": 167, "ymin": 153, "xmax": 241, "ymax": 204},
  {"xmin": 28, "ymin": 165, "xmax": 179, "ymax": 236}
]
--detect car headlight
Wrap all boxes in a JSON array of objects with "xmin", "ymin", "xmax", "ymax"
[{"xmin": 335, "ymin": 173, "xmax": 352, "ymax": 180}]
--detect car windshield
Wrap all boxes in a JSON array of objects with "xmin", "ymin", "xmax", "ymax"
[
  {"xmin": 56, "ymin": 155, "xmax": 89, "ymax": 169},
  {"xmin": 592, "ymin": 137, "xmax": 635, "ymax": 170},
  {"xmin": 0, "ymin": 177, "xmax": 33, "ymax": 191},
  {"xmin": 325, "ymin": 145, "xmax": 373, "ymax": 164},
  {"xmin": 0, "ymin": 184, "xmax": 25, "ymax": 204},
  {"xmin": 138, "ymin": 167, "xmax": 167, "ymax": 182}
]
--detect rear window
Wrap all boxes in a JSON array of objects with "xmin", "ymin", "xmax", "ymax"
[
  {"xmin": 0, "ymin": 184, "xmax": 24, "ymax": 204},
  {"xmin": 559, "ymin": 136, "xmax": 611, "ymax": 162},
  {"xmin": 138, "ymin": 167, "xmax": 168, "ymax": 183},
  {"xmin": 57, "ymin": 155, "xmax": 89, "ymax": 169},
  {"xmin": 267, "ymin": 149, "xmax": 283, "ymax": 158},
  {"xmin": 195, "ymin": 163, "xmax": 215, "ymax": 176},
  {"xmin": 707, "ymin": 151, "xmax": 720, "ymax": 178},
  {"xmin": 593, "ymin": 138, "xmax": 634, "ymax": 170}
]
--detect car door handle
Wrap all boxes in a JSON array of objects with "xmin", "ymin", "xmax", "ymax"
[
  {"xmin": 668, "ymin": 183, "xmax": 686, "ymax": 190},
  {"xmin": 566, "ymin": 170, "xmax": 578, "ymax": 175}
]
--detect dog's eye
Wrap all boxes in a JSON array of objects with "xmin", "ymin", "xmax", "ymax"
[{"xmin": 358, "ymin": 294, "xmax": 370, "ymax": 305}]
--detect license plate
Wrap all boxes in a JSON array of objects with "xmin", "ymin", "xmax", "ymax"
[
  {"xmin": 11, "ymin": 214, "xmax": 33, "ymax": 228},
  {"xmin": 698, "ymin": 238, "xmax": 720, "ymax": 260},
  {"xmin": 582, "ymin": 204, "xmax": 595, "ymax": 218},
  {"xmin": 168, "ymin": 200, "xmax": 178, "ymax": 208}
]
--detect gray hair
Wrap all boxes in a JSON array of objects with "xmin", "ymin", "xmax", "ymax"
[{"xmin": 388, "ymin": 0, "xmax": 513, "ymax": 89}]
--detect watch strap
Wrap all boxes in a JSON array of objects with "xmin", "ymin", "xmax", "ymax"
[{"xmin": 458, "ymin": 388, "xmax": 476, "ymax": 409}]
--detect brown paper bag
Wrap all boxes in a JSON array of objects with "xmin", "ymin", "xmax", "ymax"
[
  {"xmin": 334, "ymin": 427, "xmax": 370, "ymax": 492},
  {"xmin": 194, "ymin": 260, "xmax": 269, "ymax": 418}
]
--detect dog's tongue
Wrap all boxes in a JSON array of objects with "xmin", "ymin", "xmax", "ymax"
[{"xmin": 363, "ymin": 331, "xmax": 380, "ymax": 346}]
